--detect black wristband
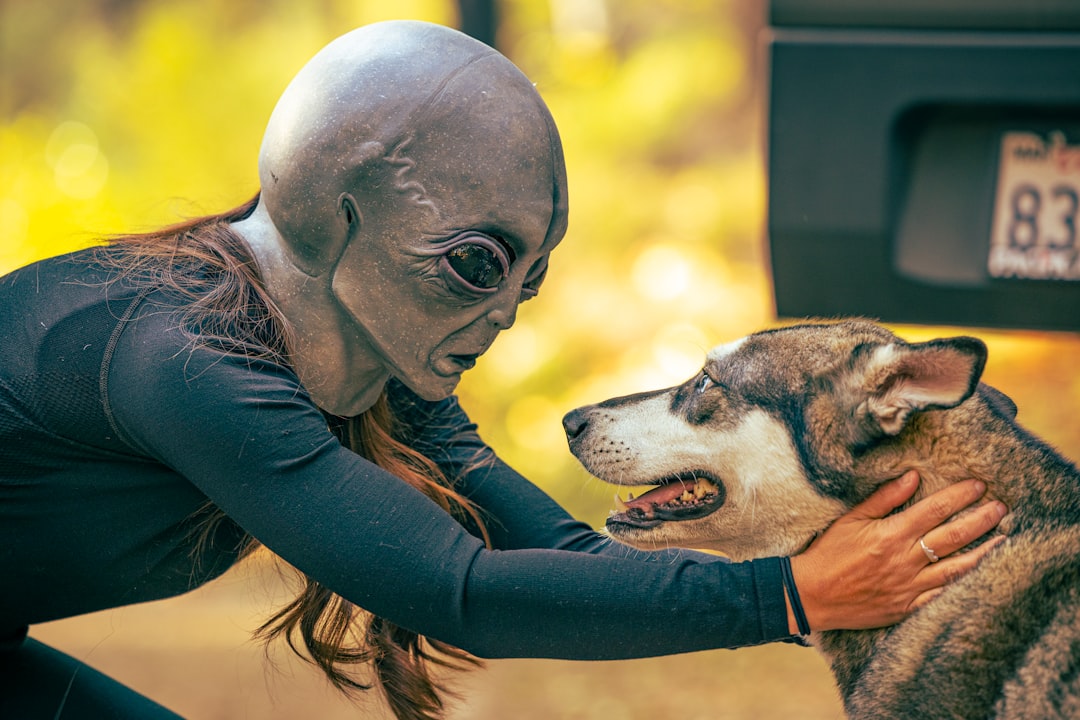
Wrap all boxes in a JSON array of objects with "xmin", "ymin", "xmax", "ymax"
[{"xmin": 779, "ymin": 556, "xmax": 812, "ymax": 638}]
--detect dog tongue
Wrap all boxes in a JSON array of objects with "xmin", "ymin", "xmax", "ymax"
[{"xmin": 624, "ymin": 481, "xmax": 692, "ymax": 510}]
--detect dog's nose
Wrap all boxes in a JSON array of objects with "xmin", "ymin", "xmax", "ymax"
[{"xmin": 562, "ymin": 408, "xmax": 589, "ymax": 440}]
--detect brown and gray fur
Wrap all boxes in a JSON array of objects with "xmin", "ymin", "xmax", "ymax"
[{"xmin": 563, "ymin": 320, "xmax": 1080, "ymax": 719}]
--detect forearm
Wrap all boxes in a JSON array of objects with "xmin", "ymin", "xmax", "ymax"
[{"xmin": 449, "ymin": 549, "xmax": 791, "ymax": 660}]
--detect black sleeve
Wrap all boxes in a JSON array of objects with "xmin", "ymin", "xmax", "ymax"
[{"xmin": 106, "ymin": 309, "xmax": 792, "ymax": 660}]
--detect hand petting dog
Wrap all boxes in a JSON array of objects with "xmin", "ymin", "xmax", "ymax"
[{"xmin": 789, "ymin": 470, "xmax": 1007, "ymax": 634}]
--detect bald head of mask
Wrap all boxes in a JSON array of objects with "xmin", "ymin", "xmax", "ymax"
[{"xmin": 233, "ymin": 21, "xmax": 569, "ymax": 416}]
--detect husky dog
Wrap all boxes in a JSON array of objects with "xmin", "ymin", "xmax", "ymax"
[{"xmin": 563, "ymin": 320, "xmax": 1080, "ymax": 719}]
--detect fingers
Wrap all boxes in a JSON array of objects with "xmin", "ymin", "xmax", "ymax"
[
  {"xmin": 920, "ymin": 498, "xmax": 1008, "ymax": 560},
  {"xmin": 846, "ymin": 470, "xmax": 920, "ymax": 520},
  {"xmin": 912, "ymin": 535, "xmax": 1007, "ymax": 601},
  {"xmin": 909, "ymin": 586, "xmax": 943, "ymax": 611},
  {"xmin": 803, "ymin": 471, "xmax": 1008, "ymax": 631},
  {"xmin": 896, "ymin": 478, "xmax": 993, "ymax": 539}
]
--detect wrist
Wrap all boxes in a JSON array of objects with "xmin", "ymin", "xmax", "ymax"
[
  {"xmin": 780, "ymin": 556, "xmax": 812, "ymax": 638},
  {"xmin": 784, "ymin": 581, "xmax": 798, "ymax": 635}
]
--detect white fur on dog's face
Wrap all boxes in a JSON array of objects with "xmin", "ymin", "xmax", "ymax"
[{"xmin": 566, "ymin": 342, "xmax": 845, "ymax": 560}]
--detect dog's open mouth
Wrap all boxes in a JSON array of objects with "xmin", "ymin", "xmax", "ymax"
[{"xmin": 606, "ymin": 473, "xmax": 725, "ymax": 530}]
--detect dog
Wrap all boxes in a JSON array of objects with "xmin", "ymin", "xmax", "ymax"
[{"xmin": 562, "ymin": 319, "xmax": 1080, "ymax": 719}]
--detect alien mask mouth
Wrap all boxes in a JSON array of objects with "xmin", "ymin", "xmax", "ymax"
[
  {"xmin": 606, "ymin": 473, "xmax": 725, "ymax": 530},
  {"xmin": 448, "ymin": 352, "xmax": 480, "ymax": 371}
]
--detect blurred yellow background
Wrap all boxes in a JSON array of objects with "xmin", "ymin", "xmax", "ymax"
[{"xmin": 4, "ymin": 0, "xmax": 1078, "ymax": 717}]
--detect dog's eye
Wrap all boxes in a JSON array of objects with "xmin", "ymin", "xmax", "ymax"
[{"xmin": 696, "ymin": 374, "xmax": 713, "ymax": 394}]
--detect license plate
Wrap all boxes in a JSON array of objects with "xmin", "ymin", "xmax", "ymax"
[{"xmin": 988, "ymin": 130, "xmax": 1080, "ymax": 281}]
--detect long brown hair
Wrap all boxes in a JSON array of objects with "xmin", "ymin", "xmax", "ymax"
[{"xmin": 97, "ymin": 194, "xmax": 488, "ymax": 719}]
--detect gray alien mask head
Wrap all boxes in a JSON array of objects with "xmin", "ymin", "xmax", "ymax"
[{"xmin": 233, "ymin": 20, "xmax": 569, "ymax": 416}]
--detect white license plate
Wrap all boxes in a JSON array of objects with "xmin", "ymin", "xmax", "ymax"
[{"xmin": 988, "ymin": 130, "xmax": 1080, "ymax": 281}]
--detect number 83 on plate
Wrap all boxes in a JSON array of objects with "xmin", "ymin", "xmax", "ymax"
[{"xmin": 989, "ymin": 130, "xmax": 1080, "ymax": 281}]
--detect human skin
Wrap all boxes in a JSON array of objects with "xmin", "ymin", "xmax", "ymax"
[{"xmin": 791, "ymin": 472, "xmax": 1007, "ymax": 634}]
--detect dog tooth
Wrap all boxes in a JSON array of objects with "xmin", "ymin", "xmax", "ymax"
[{"xmin": 613, "ymin": 494, "xmax": 628, "ymax": 511}]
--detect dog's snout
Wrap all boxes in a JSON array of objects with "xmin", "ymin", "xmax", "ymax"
[{"xmin": 562, "ymin": 407, "xmax": 590, "ymax": 440}]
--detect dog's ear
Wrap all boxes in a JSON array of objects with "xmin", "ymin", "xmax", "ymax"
[
  {"xmin": 978, "ymin": 383, "xmax": 1018, "ymax": 420},
  {"xmin": 860, "ymin": 337, "xmax": 987, "ymax": 436}
]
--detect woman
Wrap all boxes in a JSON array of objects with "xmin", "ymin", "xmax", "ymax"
[{"xmin": 0, "ymin": 20, "xmax": 1005, "ymax": 720}]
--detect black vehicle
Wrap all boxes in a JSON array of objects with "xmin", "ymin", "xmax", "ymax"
[{"xmin": 765, "ymin": 0, "xmax": 1080, "ymax": 331}]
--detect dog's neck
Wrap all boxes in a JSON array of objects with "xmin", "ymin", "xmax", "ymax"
[
  {"xmin": 858, "ymin": 393, "xmax": 1078, "ymax": 532},
  {"xmin": 815, "ymin": 392, "xmax": 1080, "ymax": 705}
]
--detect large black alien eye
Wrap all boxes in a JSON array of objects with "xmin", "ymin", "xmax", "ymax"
[{"xmin": 441, "ymin": 233, "xmax": 512, "ymax": 292}]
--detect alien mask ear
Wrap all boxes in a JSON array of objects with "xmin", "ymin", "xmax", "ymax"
[
  {"xmin": 270, "ymin": 140, "xmax": 385, "ymax": 277},
  {"xmin": 859, "ymin": 336, "xmax": 987, "ymax": 436}
]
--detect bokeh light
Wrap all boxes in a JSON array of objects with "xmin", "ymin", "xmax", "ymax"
[{"xmin": 47, "ymin": 121, "xmax": 110, "ymax": 199}]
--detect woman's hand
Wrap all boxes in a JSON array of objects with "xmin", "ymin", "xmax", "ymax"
[{"xmin": 787, "ymin": 470, "xmax": 1008, "ymax": 633}]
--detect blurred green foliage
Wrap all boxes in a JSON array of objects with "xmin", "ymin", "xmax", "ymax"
[{"xmin": 3, "ymin": 0, "xmax": 1077, "ymax": 535}]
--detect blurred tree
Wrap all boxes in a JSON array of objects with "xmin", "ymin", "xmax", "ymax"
[{"xmin": 458, "ymin": 0, "xmax": 498, "ymax": 47}]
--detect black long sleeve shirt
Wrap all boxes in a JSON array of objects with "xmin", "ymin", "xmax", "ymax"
[{"xmin": 0, "ymin": 249, "xmax": 791, "ymax": 659}]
